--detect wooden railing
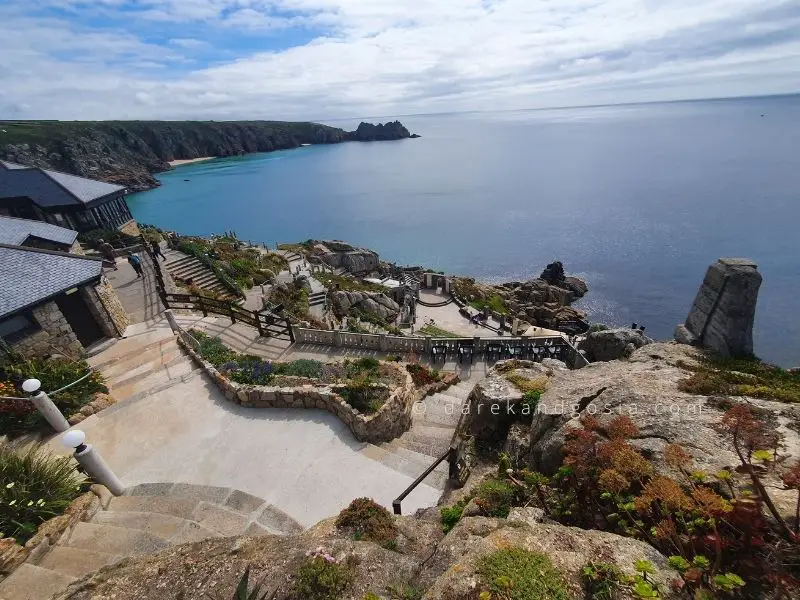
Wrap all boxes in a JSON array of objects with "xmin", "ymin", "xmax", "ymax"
[
  {"xmin": 161, "ymin": 292, "xmax": 294, "ymax": 341},
  {"xmin": 146, "ymin": 245, "xmax": 294, "ymax": 342}
]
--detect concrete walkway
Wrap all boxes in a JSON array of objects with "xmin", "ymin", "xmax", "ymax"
[
  {"xmin": 104, "ymin": 251, "xmax": 164, "ymax": 326},
  {"xmin": 47, "ymin": 371, "xmax": 441, "ymax": 527}
]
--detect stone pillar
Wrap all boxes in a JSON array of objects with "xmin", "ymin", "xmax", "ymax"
[
  {"xmin": 333, "ymin": 330, "xmax": 342, "ymax": 347},
  {"xmin": 675, "ymin": 258, "xmax": 761, "ymax": 357},
  {"xmin": 379, "ymin": 333, "xmax": 388, "ymax": 352}
]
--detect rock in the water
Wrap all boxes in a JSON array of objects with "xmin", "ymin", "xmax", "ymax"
[
  {"xmin": 346, "ymin": 121, "xmax": 416, "ymax": 141},
  {"xmin": 675, "ymin": 258, "xmax": 761, "ymax": 357},
  {"xmin": 540, "ymin": 260, "xmax": 566, "ymax": 284},
  {"xmin": 578, "ymin": 327, "xmax": 654, "ymax": 362}
]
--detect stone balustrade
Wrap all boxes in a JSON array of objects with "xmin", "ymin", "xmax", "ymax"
[{"xmin": 292, "ymin": 327, "xmax": 587, "ymax": 368}]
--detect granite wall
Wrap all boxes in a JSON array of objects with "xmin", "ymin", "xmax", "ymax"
[{"xmin": 9, "ymin": 300, "xmax": 85, "ymax": 358}]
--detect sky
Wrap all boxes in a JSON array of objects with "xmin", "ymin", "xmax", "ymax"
[{"xmin": 1, "ymin": 1, "xmax": 799, "ymax": 121}]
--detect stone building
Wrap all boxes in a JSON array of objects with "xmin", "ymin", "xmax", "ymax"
[
  {"xmin": 0, "ymin": 160, "xmax": 138, "ymax": 235},
  {"xmin": 0, "ymin": 218, "xmax": 130, "ymax": 358}
]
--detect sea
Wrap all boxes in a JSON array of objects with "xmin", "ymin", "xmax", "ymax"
[{"xmin": 127, "ymin": 95, "xmax": 800, "ymax": 367}]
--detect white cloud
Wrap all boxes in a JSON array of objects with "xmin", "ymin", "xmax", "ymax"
[{"xmin": 0, "ymin": 0, "xmax": 798, "ymax": 120}]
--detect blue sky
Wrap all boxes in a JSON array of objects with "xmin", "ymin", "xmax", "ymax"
[{"xmin": 1, "ymin": 1, "xmax": 799, "ymax": 120}]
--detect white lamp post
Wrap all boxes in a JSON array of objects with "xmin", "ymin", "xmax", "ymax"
[
  {"xmin": 62, "ymin": 429, "xmax": 125, "ymax": 496},
  {"xmin": 22, "ymin": 378, "xmax": 70, "ymax": 433}
]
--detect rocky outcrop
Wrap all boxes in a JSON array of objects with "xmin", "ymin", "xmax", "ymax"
[
  {"xmin": 315, "ymin": 240, "xmax": 380, "ymax": 274},
  {"xmin": 578, "ymin": 327, "xmax": 654, "ymax": 362},
  {"xmin": 1, "ymin": 120, "xmax": 418, "ymax": 192},
  {"xmin": 675, "ymin": 258, "xmax": 761, "ymax": 357},
  {"xmin": 529, "ymin": 344, "xmax": 800, "ymax": 491},
  {"xmin": 346, "ymin": 121, "xmax": 418, "ymax": 141},
  {"xmin": 332, "ymin": 290, "xmax": 400, "ymax": 321},
  {"xmin": 55, "ymin": 509, "xmax": 677, "ymax": 600}
]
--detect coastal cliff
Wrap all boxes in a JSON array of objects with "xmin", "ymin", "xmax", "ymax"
[{"xmin": 0, "ymin": 119, "xmax": 417, "ymax": 191}]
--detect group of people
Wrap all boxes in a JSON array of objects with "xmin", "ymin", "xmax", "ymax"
[{"xmin": 96, "ymin": 238, "xmax": 166, "ymax": 279}]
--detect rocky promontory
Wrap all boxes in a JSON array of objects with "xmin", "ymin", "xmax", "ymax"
[
  {"xmin": 0, "ymin": 119, "xmax": 418, "ymax": 191},
  {"xmin": 452, "ymin": 260, "xmax": 589, "ymax": 331}
]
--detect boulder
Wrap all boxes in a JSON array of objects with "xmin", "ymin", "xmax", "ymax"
[
  {"xmin": 675, "ymin": 258, "xmax": 762, "ymax": 357},
  {"xmin": 539, "ymin": 260, "xmax": 566, "ymax": 284},
  {"xmin": 331, "ymin": 290, "xmax": 400, "ymax": 320},
  {"xmin": 529, "ymin": 344, "xmax": 800, "ymax": 497},
  {"xmin": 578, "ymin": 327, "xmax": 654, "ymax": 362},
  {"xmin": 55, "ymin": 511, "xmax": 678, "ymax": 600},
  {"xmin": 420, "ymin": 516, "xmax": 680, "ymax": 599}
]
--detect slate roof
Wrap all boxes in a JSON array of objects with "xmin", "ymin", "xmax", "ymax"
[
  {"xmin": 0, "ymin": 160, "xmax": 125, "ymax": 207},
  {"xmin": 0, "ymin": 244, "xmax": 102, "ymax": 318},
  {"xmin": 0, "ymin": 215, "xmax": 78, "ymax": 246}
]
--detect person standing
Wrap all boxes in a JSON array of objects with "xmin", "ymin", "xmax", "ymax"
[
  {"xmin": 127, "ymin": 251, "xmax": 144, "ymax": 278},
  {"xmin": 150, "ymin": 239, "xmax": 166, "ymax": 261},
  {"xmin": 97, "ymin": 239, "xmax": 118, "ymax": 270}
]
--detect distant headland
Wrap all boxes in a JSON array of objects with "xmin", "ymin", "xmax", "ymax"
[{"xmin": 0, "ymin": 119, "xmax": 419, "ymax": 192}]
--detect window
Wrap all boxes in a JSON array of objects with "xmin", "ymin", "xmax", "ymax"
[{"xmin": 0, "ymin": 312, "xmax": 41, "ymax": 343}]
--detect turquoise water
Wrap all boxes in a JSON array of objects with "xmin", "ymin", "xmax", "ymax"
[{"xmin": 128, "ymin": 96, "xmax": 800, "ymax": 367}]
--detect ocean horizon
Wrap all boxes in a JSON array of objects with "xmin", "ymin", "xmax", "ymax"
[{"xmin": 128, "ymin": 94, "xmax": 800, "ymax": 367}]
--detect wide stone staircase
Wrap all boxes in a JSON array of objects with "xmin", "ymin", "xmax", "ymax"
[
  {"xmin": 162, "ymin": 248, "xmax": 235, "ymax": 300},
  {"xmin": 361, "ymin": 379, "xmax": 475, "ymax": 490},
  {"xmin": 0, "ymin": 484, "xmax": 302, "ymax": 600},
  {"xmin": 85, "ymin": 322, "xmax": 201, "ymax": 407}
]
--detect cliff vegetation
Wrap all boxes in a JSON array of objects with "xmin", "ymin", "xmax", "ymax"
[{"xmin": 0, "ymin": 119, "xmax": 416, "ymax": 191}]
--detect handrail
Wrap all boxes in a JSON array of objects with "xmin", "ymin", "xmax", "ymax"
[
  {"xmin": 0, "ymin": 368, "xmax": 94, "ymax": 401},
  {"xmin": 393, "ymin": 445, "xmax": 454, "ymax": 515},
  {"xmin": 49, "ymin": 370, "xmax": 94, "ymax": 397}
]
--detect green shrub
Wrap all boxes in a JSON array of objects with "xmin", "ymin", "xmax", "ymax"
[
  {"xmin": 353, "ymin": 357, "xmax": 380, "ymax": 371},
  {"xmin": 678, "ymin": 354, "xmax": 800, "ymax": 403},
  {"xmin": 589, "ymin": 323, "xmax": 610, "ymax": 332},
  {"xmin": 405, "ymin": 364, "xmax": 441, "ymax": 387},
  {"xmin": 338, "ymin": 376, "xmax": 386, "ymax": 414},
  {"xmin": 0, "ymin": 443, "xmax": 87, "ymax": 543},
  {"xmin": 439, "ymin": 502, "xmax": 466, "ymax": 533},
  {"xmin": 335, "ymin": 497, "xmax": 397, "ymax": 544},
  {"xmin": 78, "ymin": 228, "xmax": 139, "ymax": 249},
  {"xmin": 474, "ymin": 478, "xmax": 518, "ymax": 518},
  {"xmin": 469, "ymin": 294, "xmax": 510, "ymax": 315},
  {"xmin": 276, "ymin": 359, "xmax": 324, "ymax": 379},
  {"xmin": 290, "ymin": 554, "xmax": 353, "ymax": 600},
  {"xmin": 0, "ymin": 357, "xmax": 107, "ymax": 435},
  {"xmin": 191, "ymin": 330, "xmax": 238, "ymax": 367},
  {"xmin": 505, "ymin": 373, "xmax": 547, "ymax": 395},
  {"xmin": 477, "ymin": 548, "xmax": 570, "ymax": 600}
]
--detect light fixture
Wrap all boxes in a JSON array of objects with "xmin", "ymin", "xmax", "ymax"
[
  {"xmin": 62, "ymin": 429, "xmax": 86, "ymax": 449},
  {"xmin": 22, "ymin": 378, "xmax": 41, "ymax": 394}
]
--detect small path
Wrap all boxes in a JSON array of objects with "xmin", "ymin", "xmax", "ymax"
[{"xmin": 104, "ymin": 251, "xmax": 164, "ymax": 326}]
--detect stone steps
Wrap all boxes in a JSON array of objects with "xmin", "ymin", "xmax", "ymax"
[
  {"xmin": 0, "ymin": 564, "xmax": 77, "ymax": 600},
  {"xmin": 0, "ymin": 485, "xmax": 302, "ymax": 600},
  {"xmin": 359, "ymin": 380, "xmax": 472, "ymax": 490},
  {"xmin": 162, "ymin": 249, "xmax": 234, "ymax": 299},
  {"xmin": 86, "ymin": 326, "xmax": 202, "ymax": 408}
]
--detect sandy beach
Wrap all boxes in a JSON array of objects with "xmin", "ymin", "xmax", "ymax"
[{"xmin": 168, "ymin": 156, "xmax": 215, "ymax": 167}]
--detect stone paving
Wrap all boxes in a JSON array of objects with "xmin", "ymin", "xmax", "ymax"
[
  {"xmin": 103, "ymin": 250, "xmax": 164, "ymax": 326},
  {"xmin": 48, "ymin": 372, "xmax": 441, "ymax": 528}
]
